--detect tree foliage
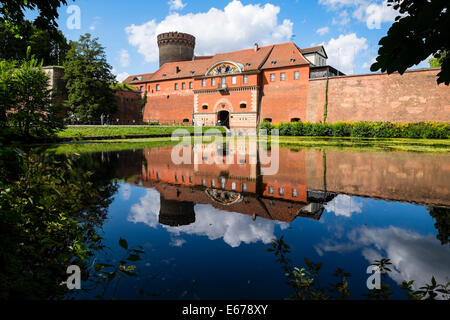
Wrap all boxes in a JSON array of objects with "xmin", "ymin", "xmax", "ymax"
[
  {"xmin": 0, "ymin": 0, "xmax": 69, "ymax": 35},
  {"xmin": 0, "ymin": 48, "xmax": 64, "ymax": 139},
  {"xmin": 0, "ymin": 21, "xmax": 69, "ymax": 65},
  {"xmin": 371, "ymin": 0, "xmax": 450, "ymax": 85},
  {"xmin": 63, "ymin": 34, "xmax": 117, "ymax": 123}
]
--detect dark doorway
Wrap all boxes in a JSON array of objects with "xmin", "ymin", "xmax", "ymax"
[{"xmin": 218, "ymin": 110, "xmax": 230, "ymax": 129}]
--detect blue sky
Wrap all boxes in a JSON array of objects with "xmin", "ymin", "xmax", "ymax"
[{"xmin": 50, "ymin": 0, "xmax": 429, "ymax": 81}]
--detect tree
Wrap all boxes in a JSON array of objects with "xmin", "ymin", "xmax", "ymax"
[
  {"xmin": 371, "ymin": 0, "xmax": 449, "ymax": 85},
  {"xmin": 0, "ymin": 48, "xmax": 63, "ymax": 138},
  {"xmin": 0, "ymin": 0, "xmax": 69, "ymax": 35},
  {"xmin": 0, "ymin": 21, "xmax": 69, "ymax": 65},
  {"xmin": 63, "ymin": 34, "xmax": 117, "ymax": 123},
  {"xmin": 429, "ymin": 51, "xmax": 447, "ymax": 69}
]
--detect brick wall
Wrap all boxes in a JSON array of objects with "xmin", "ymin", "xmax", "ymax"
[
  {"xmin": 260, "ymin": 65, "xmax": 310, "ymax": 123},
  {"xmin": 113, "ymin": 90, "xmax": 143, "ymax": 124},
  {"xmin": 306, "ymin": 68, "xmax": 450, "ymax": 123}
]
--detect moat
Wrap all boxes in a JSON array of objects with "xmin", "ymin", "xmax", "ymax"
[{"xmin": 52, "ymin": 142, "xmax": 449, "ymax": 300}]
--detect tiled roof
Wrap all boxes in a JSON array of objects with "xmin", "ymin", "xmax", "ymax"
[
  {"xmin": 300, "ymin": 45, "xmax": 328, "ymax": 58},
  {"xmin": 124, "ymin": 72, "xmax": 155, "ymax": 84},
  {"xmin": 127, "ymin": 42, "xmax": 312, "ymax": 83},
  {"xmin": 261, "ymin": 42, "xmax": 310, "ymax": 70}
]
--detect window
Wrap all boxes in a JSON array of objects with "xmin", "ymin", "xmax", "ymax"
[
  {"xmin": 156, "ymin": 84, "xmax": 160, "ymax": 91},
  {"xmin": 291, "ymin": 118, "xmax": 300, "ymax": 122},
  {"xmin": 211, "ymin": 180, "xmax": 215, "ymax": 188},
  {"xmin": 140, "ymin": 86, "xmax": 144, "ymax": 92},
  {"xmin": 231, "ymin": 182, "xmax": 236, "ymax": 190},
  {"xmin": 269, "ymin": 186, "xmax": 274, "ymax": 194},
  {"xmin": 264, "ymin": 118, "xmax": 272, "ymax": 123},
  {"xmin": 189, "ymin": 82, "xmax": 193, "ymax": 89},
  {"xmin": 279, "ymin": 188, "xmax": 285, "ymax": 196},
  {"xmin": 240, "ymin": 103, "xmax": 247, "ymax": 109},
  {"xmin": 232, "ymin": 76, "xmax": 237, "ymax": 84},
  {"xmin": 211, "ymin": 78, "xmax": 216, "ymax": 86},
  {"xmin": 270, "ymin": 73, "xmax": 275, "ymax": 82},
  {"xmin": 294, "ymin": 71, "xmax": 300, "ymax": 80},
  {"xmin": 202, "ymin": 105, "xmax": 208, "ymax": 110},
  {"xmin": 202, "ymin": 79, "xmax": 206, "ymax": 87},
  {"xmin": 242, "ymin": 183, "xmax": 247, "ymax": 192},
  {"xmin": 220, "ymin": 178, "xmax": 226, "ymax": 189},
  {"xmin": 221, "ymin": 77, "xmax": 226, "ymax": 87},
  {"xmin": 290, "ymin": 58, "xmax": 296, "ymax": 63},
  {"xmin": 183, "ymin": 119, "xmax": 190, "ymax": 123},
  {"xmin": 182, "ymin": 82, "xmax": 186, "ymax": 90},
  {"xmin": 292, "ymin": 189, "xmax": 298, "ymax": 197},
  {"xmin": 202, "ymin": 179, "xmax": 206, "ymax": 186},
  {"xmin": 280, "ymin": 72, "xmax": 286, "ymax": 81},
  {"xmin": 189, "ymin": 176, "xmax": 193, "ymax": 183},
  {"xmin": 174, "ymin": 83, "xmax": 178, "ymax": 90},
  {"xmin": 271, "ymin": 60, "xmax": 277, "ymax": 65},
  {"xmin": 243, "ymin": 75, "xmax": 248, "ymax": 84}
]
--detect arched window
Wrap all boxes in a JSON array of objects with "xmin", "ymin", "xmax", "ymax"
[
  {"xmin": 202, "ymin": 105, "xmax": 208, "ymax": 110},
  {"xmin": 290, "ymin": 118, "xmax": 300, "ymax": 122},
  {"xmin": 263, "ymin": 118, "xmax": 272, "ymax": 123},
  {"xmin": 240, "ymin": 103, "xmax": 247, "ymax": 109},
  {"xmin": 183, "ymin": 119, "xmax": 190, "ymax": 123}
]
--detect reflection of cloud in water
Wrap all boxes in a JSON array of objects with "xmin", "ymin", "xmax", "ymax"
[
  {"xmin": 324, "ymin": 195, "xmax": 363, "ymax": 218},
  {"xmin": 128, "ymin": 189, "xmax": 161, "ymax": 228},
  {"xmin": 128, "ymin": 189, "xmax": 288, "ymax": 248},
  {"xmin": 316, "ymin": 226, "xmax": 450, "ymax": 293},
  {"xmin": 120, "ymin": 184, "xmax": 132, "ymax": 201}
]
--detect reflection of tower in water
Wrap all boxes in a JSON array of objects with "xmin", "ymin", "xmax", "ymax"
[{"xmin": 158, "ymin": 195, "xmax": 195, "ymax": 227}]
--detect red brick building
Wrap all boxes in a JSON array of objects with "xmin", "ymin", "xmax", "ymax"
[
  {"xmin": 125, "ymin": 32, "xmax": 334, "ymax": 128},
  {"xmin": 125, "ymin": 32, "xmax": 450, "ymax": 127}
]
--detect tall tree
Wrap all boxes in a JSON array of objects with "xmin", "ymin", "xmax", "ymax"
[
  {"xmin": 4, "ymin": 48, "xmax": 64, "ymax": 138},
  {"xmin": 371, "ymin": 0, "xmax": 449, "ymax": 85},
  {"xmin": 63, "ymin": 34, "xmax": 117, "ymax": 123},
  {"xmin": 0, "ymin": 21, "xmax": 69, "ymax": 65},
  {"xmin": 0, "ymin": 0, "xmax": 69, "ymax": 35}
]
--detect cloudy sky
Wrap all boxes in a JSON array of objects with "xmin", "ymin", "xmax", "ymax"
[{"xmin": 55, "ymin": 0, "xmax": 430, "ymax": 82}]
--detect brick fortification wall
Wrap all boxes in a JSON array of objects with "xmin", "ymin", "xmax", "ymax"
[
  {"xmin": 144, "ymin": 91, "xmax": 194, "ymax": 124},
  {"xmin": 306, "ymin": 68, "xmax": 450, "ymax": 123}
]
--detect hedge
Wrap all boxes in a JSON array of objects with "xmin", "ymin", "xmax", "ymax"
[{"xmin": 258, "ymin": 121, "xmax": 449, "ymax": 139}]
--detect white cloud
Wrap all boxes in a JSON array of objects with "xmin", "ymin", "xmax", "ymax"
[
  {"xmin": 119, "ymin": 49, "xmax": 130, "ymax": 68},
  {"xmin": 128, "ymin": 189, "xmax": 289, "ymax": 248},
  {"xmin": 315, "ymin": 226, "xmax": 450, "ymax": 297},
  {"xmin": 121, "ymin": 184, "xmax": 132, "ymax": 201},
  {"xmin": 324, "ymin": 195, "xmax": 363, "ymax": 217},
  {"xmin": 116, "ymin": 72, "xmax": 130, "ymax": 83},
  {"xmin": 332, "ymin": 10, "xmax": 350, "ymax": 25},
  {"xmin": 168, "ymin": 0, "xmax": 186, "ymax": 11},
  {"xmin": 320, "ymin": 0, "xmax": 399, "ymax": 30},
  {"xmin": 354, "ymin": 1, "xmax": 398, "ymax": 30},
  {"xmin": 316, "ymin": 26, "xmax": 330, "ymax": 36},
  {"xmin": 324, "ymin": 33, "xmax": 368, "ymax": 74},
  {"xmin": 125, "ymin": 0, "xmax": 293, "ymax": 63}
]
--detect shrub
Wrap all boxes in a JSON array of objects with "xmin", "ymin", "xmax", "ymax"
[
  {"xmin": 290, "ymin": 121, "xmax": 304, "ymax": 136},
  {"xmin": 331, "ymin": 122, "xmax": 352, "ymax": 137},
  {"xmin": 278, "ymin": 122, "xmax": 292, "ymax": 136},
  {"xmin": 351, "ymin": 122, "xmax": 374, "ymax": 138},
  {"xmin": 259, "ymin": 121, "xmax": 274, "ymax": 135}
]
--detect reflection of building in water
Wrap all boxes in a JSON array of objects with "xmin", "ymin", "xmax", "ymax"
[
  {"xmin": 136, "ymin": 143, "xmax": 450, "ymax": 227},
  {"xmin": 140, "ymin": 142, "xmax": 334, "ymax": 225},
  {"xmin": 159, "ymin": 196, "xmax": 195, "ymax": 227}
]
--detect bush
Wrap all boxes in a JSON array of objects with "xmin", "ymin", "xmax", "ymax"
[
  {"xmin": 259, "ymin": 121, "xmax": 274, "ymax": 135},
  {"xmin": 259, "ymin": 120, "xmax": 449, "ymax": 139}
]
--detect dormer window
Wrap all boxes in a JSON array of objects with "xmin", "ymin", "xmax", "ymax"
[
  {"xmin": 162, "ymin": 73, "xmax": 167, "ymax": 77},
  {"xmin": 246, "ymin": 63, "xmax": 251, "ymax": 67},
  {"xmin": 271, "ymin": 60, "xmax": 277, "ymax": 65},
  {"xmin": 133, "ymin": 76, "xmax": 142, "ymax": 81},
  {"xmin": 290, "ymin": 58, "xmax": 296, "ymax": 63}
]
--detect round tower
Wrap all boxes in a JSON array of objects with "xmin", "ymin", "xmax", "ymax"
[{"xmin": 157, "ymin": 32, "xmax": 196, "ymax": 67}]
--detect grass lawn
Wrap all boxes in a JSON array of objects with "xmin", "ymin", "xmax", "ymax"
[
  {"xmin": 57, "ymin": 125, "xmax": 225, "ymax": 139},
  {"xmin": 46, "ymin": 135, "xmax": 450, "ymax": 155}
]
